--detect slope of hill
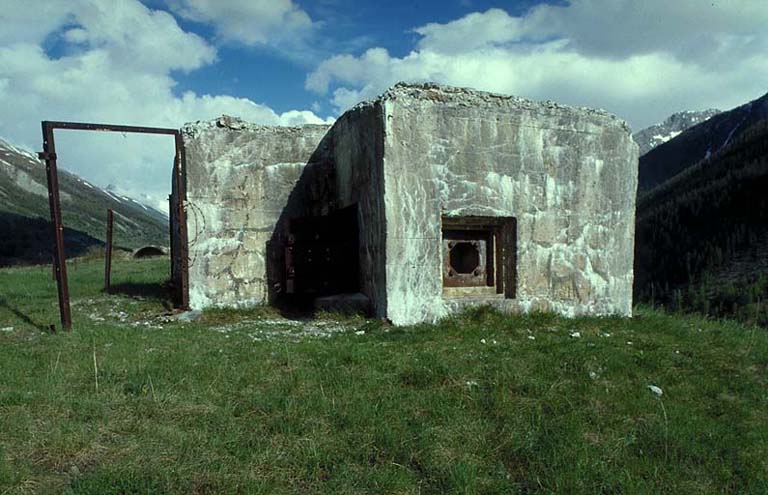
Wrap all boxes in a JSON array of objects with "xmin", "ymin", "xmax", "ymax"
[
  {"xmin": 3, "ymin": 256, "xmax": 768, "ymax": 493},
  {"xmin": 632, "ymin": 109, "xmax": 720, "ymax": 156},
  {"xmin": 634, "ymin": 118, "xmax": 768, "ymax": 325},
  {"xmin": 0, "ymin": 137, "xmax": 168, "ymax": 266},
  {"xmin": 638, "ymin": 92, "xmax": 768, "ymax": 190}
]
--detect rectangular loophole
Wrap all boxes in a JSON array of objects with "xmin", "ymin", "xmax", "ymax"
[{"xmin": 442, "ymin": 216, "xmax": 516, "ymax": 299}]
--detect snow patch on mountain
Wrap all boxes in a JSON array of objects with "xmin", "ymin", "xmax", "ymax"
[
  {"xmin": 650, "ymin": 130, "xmax": 682, "ymax": 145},
  {"xmin": 633, "ymin": 109, "xmax": 721, "ymax": 156}
]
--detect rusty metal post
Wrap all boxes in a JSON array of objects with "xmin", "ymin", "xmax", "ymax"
[
  {"xmin": 174, "ymin": 132, "xmax": 190, "ymax": 309},
  {"xmin": 168, "ymin": 195, "xmax": 175, "ymax": 283},
  {"xmin": 40, "ymin": 121, "xmax": 72, "ymax": 331},
  {"xmin": 104, "ymin": 209, "xmax": 114, "ymax": 291}
]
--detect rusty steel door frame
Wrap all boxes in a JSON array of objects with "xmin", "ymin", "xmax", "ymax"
[{"xmin": 39, "ymin": 121, "xmax": 190, "ymax": 331}]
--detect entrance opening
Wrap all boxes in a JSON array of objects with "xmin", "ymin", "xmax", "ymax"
[
  {"xmin": 284, "ymin": 204, "xmax": 360, "ymax": 297},
  {"xmin": 442, "ymin": 216, "xmax": 517, "ymax": 298}
]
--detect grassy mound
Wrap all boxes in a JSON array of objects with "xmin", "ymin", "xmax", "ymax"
[{"xmin": 1, "ymin": 258, "xmax": 766, "ymax": 493}]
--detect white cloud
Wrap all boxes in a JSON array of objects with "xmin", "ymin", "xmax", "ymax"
[
  {"xmin": 413, "ymin": 8, "xmax": 527, "ymax": 54},
  {"xmin": 61, "ymin": 0, "xmax": 217, "ymax": 72},
  {"xmin": 306, "ymin": 2, "xmax": 768, "ymax": 130},
  {"xmin": 0, "ymin": 1, "xmax": 76, "ymax": 46},
  {"xmin": 0, "ymin": 0, "xmax": 327, "ymax": 212},
  {"xmin": 165, "ymin": 0, "xmax": 316, "ymax": 50},
  {"xmin": 520, "ymin": 0, "xmax": 768, "ymax": 62}
]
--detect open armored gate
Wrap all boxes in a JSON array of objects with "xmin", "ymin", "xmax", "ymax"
[{"xmin": 39, "ymin": 121, "xmax": 190, "ymax": 331}]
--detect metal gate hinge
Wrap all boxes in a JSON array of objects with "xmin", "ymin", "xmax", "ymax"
[{"xmin": 38, "ymin": 151, "xmax": 57, "ymax": 160}]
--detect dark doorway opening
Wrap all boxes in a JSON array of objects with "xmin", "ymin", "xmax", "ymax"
[{"xmin": 284, "ymin": 204, "xmax": 360, "ymax": 297}]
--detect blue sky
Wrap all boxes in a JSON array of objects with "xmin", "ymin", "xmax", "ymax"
[{"xmin": 1, "ymin": 0, "xmax": 766, "ymax": 209}]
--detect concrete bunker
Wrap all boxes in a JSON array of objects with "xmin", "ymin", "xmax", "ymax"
[{"xmin": 181, "ymin": 83, "xmax": 639, "ymax": 325}]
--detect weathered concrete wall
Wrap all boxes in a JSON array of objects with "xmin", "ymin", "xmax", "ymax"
[
  {"xmin": 379, "ymin": 84, "xmax": 639, "ymax": 325},
  {"xmin": 331, "ymin": 103, "xmax": 389, "ymax": 316},
  {"xmin": 182, "ymin": 116, "xmax": 331, "ymax": 309}
]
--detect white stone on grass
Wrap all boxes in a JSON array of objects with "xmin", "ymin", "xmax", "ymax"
[{"xmin": 647, "ymin": 385, "xmax": 663, "ymax": 397}]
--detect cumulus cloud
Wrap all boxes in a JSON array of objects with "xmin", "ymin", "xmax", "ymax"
[
  {"xmin": 0, "ymin": 1, "xmax": 76, "ymax": 46},
  {"xmin": 519, "ymin": 0, "xmax": 768, "ymax": 62},
  {"xmin": 306, "ymin": 2, "xmax": 768, "ymax": 129},
  {"xmin": 0, "ymin": 0, "xmax": 327, "ymax": 212},
  {"xmin": 165, "ymin": 0, "xmax": 316, "ymax": 52}
]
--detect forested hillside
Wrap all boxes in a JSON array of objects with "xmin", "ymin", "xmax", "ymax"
[{"xmin": 634, "ymin": 119, "xmax": 768, "ymax": 325}]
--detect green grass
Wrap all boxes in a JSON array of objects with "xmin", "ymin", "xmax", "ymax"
[{"xmin": 1, "ymin": 258, "xmax": 767, "ymax": 494}]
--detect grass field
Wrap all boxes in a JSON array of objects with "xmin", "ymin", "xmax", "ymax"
[{"xmin": 1, "ymin": 257, "xmax": 767, "ymax": 494}]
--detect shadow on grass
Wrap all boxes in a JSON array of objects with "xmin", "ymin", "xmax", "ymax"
[
  {"xmin": 106, "ymin": 282, "xmax": 173, "ymax": 310},
  {"xmin": 270, "ymin": 294, "xmax": 371, "ymax": 321},
  {"xmin": 271, "ymin": 295, "xmax": 318, "ymax": 319},
  {"xmin": 0, "ymin": 295, "xmax": 48, "ymax": 332},
  {"xmin": 199, "ymin": 296, "xmax": 317, "ymax": 326}
]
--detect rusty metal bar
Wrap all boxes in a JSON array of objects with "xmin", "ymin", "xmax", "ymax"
[
  {"xmin": 174, "ymin": 132, "xmax": 190, "ymax": 309},
  {"xmin": 41, "ymin": 121, "xmax": 179, "ymax": 136},
  {"xmin": 503, "ymin": 218, "xmax": 517, "ymax": 299},
  {"xmin": 41, "ymin": 122, "xmax": 72, "ymax": 331},
  {"xmin": 168, "ymin": 195, "xmax": 175, "ymax": 284},
  {"xmin": 104, "ymin": 209, "xmax": 114, "ymax": 291}
]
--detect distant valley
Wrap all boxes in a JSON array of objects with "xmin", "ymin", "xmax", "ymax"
[{"xmin": 0, "ymin": 138, "xmax": 169, "ymax": 266}]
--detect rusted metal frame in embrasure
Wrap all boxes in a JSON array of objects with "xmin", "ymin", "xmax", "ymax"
[{"xmin": 39, "ymin": 121, "xmax": 190, "ymax": 331}]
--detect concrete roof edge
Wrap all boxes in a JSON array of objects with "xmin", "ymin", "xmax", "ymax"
[
  {"xmin": 350, "ymin": 82, "xmax": 632, "ymax": 133},
  {"xmin": 181, "ymin": 115, "xmax": 333, "ymax": 136}
]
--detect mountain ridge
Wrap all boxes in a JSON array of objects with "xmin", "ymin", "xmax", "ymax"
[
  {"xmin": 0, "ymin": 137, "xmax": 169, "ymax": 266},
  {"xmin": 637, "ymin": 91, "xmax": 768, "ymax": 191},
  {"xmin": 633, "ymin": 109, "xmax": 721, "ymax": 156}
]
